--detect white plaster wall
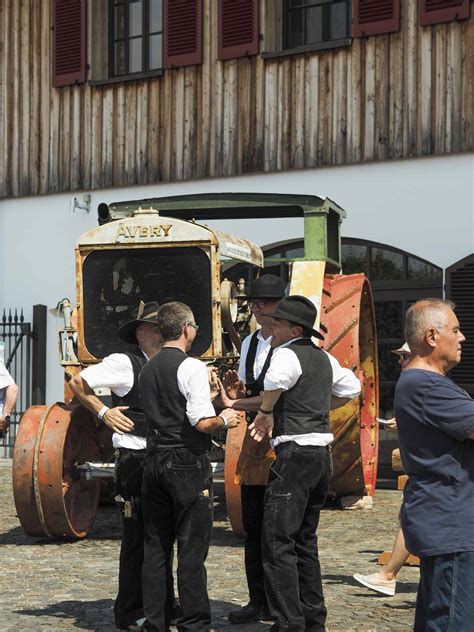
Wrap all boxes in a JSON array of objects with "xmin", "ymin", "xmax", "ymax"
[{"xmin": 0, "ymin": 152, "xmax": 472, "ymax": 402}]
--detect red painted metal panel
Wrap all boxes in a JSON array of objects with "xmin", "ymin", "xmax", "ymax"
[
  {"xmin": 353, "ymin": 0, "xmax": 400, "ymax": 37},
  {"xmin": 218, "ymin": 0, "xmax": 259, "ymax": 61},
  {"xmin": 419, "ymin": 0, "xmax": 470, "ymax": 26},
  {"xmin": 164, "ymin": 0, "xmax": 202, "ymax": 69},
  {"xmin": 52, "ymin": 0, "xmax": 87, "ymax": 87}
]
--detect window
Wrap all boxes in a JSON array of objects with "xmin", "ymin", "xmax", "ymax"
[
  {"xmin": 283, "ymin": 0, "xmax": 349, "ymax": 51},
  {"xmin": 109, "ymin": 0, "xmax": 163, "ymax": 78},
  {"xmin": 82, "ymin": 246, "xmax": 212, "ymax": 358}
]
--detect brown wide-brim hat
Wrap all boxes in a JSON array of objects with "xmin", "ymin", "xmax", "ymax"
[
  {"xmin": 245, "ymin": 274, "xmax": 286, "ymax": 300},
  {"xmin": 266, "ymin": 295, "xmax": 324, "ymax": 341},
  {"xmin": 391, "ymin": 342, "xmax": 411, "ymax": 356},
  {"xmin": 117, "ymin": 301, "xmax": 160, "ymax": 344}
]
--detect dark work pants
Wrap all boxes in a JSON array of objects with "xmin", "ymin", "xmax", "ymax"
[
  {"xmin": 415, "ymin": 551, "xmax": 474, "ymax": 632},
  {"xmin": 142, "ymin": 448, "xmax": 213, "ymax": 632},
  {"xmin": 113, "ymin": 448, "xmax": 147, "ymax": 629},
  {"xmin": 114, "ymin": 448, "xmax": 176, "ymax": 629},
  {"xmin": 262, "ymin": 443, "xmax": 332, "ymax": 632},
  {"xmin": 241, "ymin": 484, "xmax": 267, "ymax": 607}
]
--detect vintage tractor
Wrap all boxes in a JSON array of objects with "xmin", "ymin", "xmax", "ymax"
[{"xmin": 12, "ymin": 193, "xmax": 378, "ymax": 539}]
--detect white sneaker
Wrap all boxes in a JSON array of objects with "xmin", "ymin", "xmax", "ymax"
[{"xmin": 353, "ymin": 572, "xmax": 396, "ymax": 596}]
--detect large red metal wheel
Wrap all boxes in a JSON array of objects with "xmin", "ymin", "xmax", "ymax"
[
  {"xmin": 320, "ymin": 273, "xmax": 379, "ymax": 497},
  {"xmin": 13, "ymin": 403, "xmax": 102, "ymax": 538},
  {"xmin": 223, "ymin": 272, "xmax": 379, "ymax": 536},
  {"xmin": 223, "ymin": 412, "xmax": 247, "ymax": 538}
]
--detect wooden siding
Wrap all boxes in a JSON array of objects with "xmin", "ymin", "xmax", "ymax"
[{"xmin": 0, "ymin": 0, "xmax": 472, "ymax": 199}]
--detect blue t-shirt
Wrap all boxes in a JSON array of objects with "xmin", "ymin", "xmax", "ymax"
[{"xmin": 394, "ymin": 369, "xmax": 474, "ymax": 557}]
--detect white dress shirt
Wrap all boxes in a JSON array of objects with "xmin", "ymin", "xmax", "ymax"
[
  {"xmin": 80, "ymin": 352, "xmax": 148, "ymax": 450},
  {"xmin": 263, "ymin": 337, "xmax": 361, "ymax": 448},
  {"xmin": 176, "ymin": 356, "xmax": 216, "ymax": 425},
  {"xmin": 238, "ymin": 329, "xmax": 273, "ymax": 383},
  {"xmin": 239, "ymin": 330, "xmax": 361, "ymax": 399},
  {"xmin": 0, "ymin": 364, "xmax": 14, "ymax": 415}
]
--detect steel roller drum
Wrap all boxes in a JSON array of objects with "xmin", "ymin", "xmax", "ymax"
[{"xmin": 13, "ymin": 403, "xmax": 102, "ymax": 538}]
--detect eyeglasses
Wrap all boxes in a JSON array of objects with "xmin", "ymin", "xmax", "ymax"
[
  {"xmin": 187, "ymin": 322, "xmax": 200, "ymax": 331},
  {"xmin": 249, "ymin": 299, "xmax": 277, "ymax": 309}
]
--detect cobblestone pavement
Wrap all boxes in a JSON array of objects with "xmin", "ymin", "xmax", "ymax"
[{"xmin": 0, "ymin": 459, "xmax": 418, "ymax": 631}]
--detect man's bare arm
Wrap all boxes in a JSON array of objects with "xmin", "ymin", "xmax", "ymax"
[
  {"xmin": 248, "ymin": 389, "xmax": 284, "ymax": 442},
  {"xmin": 195, "ymin": 408, "xmax": 241, "ymax": 433},
  {"xmin": 0, "ymin": 382, "xmax": 19, "ymax": 435},
  {"xmin": 2, "ymin": 382, "xmax": 19, "ymax": 416},
  {"xmin": 69, "ymin": 374, "xmax": 134, "ymax": 434}
]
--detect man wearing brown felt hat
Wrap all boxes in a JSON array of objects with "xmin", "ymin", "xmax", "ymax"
[{"xmin": 70, "ymin": 300, "xmax": 177, "ymax": 631}]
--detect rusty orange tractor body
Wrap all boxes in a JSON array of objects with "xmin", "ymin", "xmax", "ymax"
[{"xmin": 13, "ymin": 194, "xmax": 378, "ymax": 539}]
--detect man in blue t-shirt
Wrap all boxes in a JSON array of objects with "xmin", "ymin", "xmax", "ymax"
[{"xmin": 394, "ymin": 298, "xmax": 474, "ymax": 631}]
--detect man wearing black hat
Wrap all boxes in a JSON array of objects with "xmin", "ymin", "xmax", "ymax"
[
  {"xmin": 224, "ymin": 274, "xmax": 286, "ymax": 624},
  {"xmin": 224, "ymin": 279, "xmax": 360, "ymax": 625},
  {"xmin": 250, "ymin": 295, "xmax": 335, "ymax": 632},
  {"xmin": 70, "ymin": 301, "xmax": 165, "ymax": 631}
]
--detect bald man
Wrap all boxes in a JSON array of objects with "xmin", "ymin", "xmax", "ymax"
[{"xmin": 394, "ymin": 298, "xmax": 474, "ymax": 631}]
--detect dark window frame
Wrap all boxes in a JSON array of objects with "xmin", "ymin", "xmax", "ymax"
[
  {"xmin": 108, "ymin": 0, "xmax": 163, "ymax": 80},
  {"xmin": 280, "ymin": 0, "xmax": 351, "ymax": 56}
]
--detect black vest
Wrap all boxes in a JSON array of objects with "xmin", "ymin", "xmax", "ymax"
[
  {"xmin": 244, "ymin": 332, "xmax": 274, "ymax": 422},
  {"xmin": 138, "ymin": 347, "xmax": 211, "ymax": 452},
  {"xmin": 273, "ymin": 339, "xmax": 333, "ymax": 438},
  {"xmin": 111, "ymin": 349, "xmax": 147, "ymax": 438}
]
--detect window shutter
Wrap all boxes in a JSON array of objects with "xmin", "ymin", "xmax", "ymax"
[
  {"xmin": 419, "ymin": 0, "xmax": 470, "ymax": 27},
  {"xmin": 52, "ymin": 0, "xmax": 87, "ymax": 87},
  {"xmin": 446, "ymin": 255, "xmax": 474, "ymax": 396},
  {"xmin": 353, "ymin": 0, "xmax": 400, "ymax": 37},
  {"xmin": 218, "ymin": 0, "xmax": 259, "ymax": 61},
  {"xmin": 164, "ymin": 0, "xmax": 202, "ymax": 69}
]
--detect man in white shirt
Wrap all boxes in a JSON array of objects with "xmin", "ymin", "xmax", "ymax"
[
  {"xmin": 223, "ymin": 278, "xmax": 360, "ymax": 625},
  {"xmin": 138, "ymin": 301, "xmax": 240, "ymax": 632},
  {"xmin": 250, "ymin": 295, "xmax": 342, "ymax": 632},
  {"xmin": 70, "ymin": 301, "xmax": 164, "ymax": 631},
  {"xmin": 0, "ymin": 363, "xmax": 19, "ymax": 438}
]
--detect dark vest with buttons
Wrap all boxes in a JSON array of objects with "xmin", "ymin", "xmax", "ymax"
[
  {"xmin": 273, "ymin": 338, "xmax": 333, "ymax": 438},
  {"xmin": 110, "ymin": 349, "xmax": 147, "ymax": 438},
  {"xmin": 245, "ymin": 331, "xmax": 273, "ymax": 422},
  {"xmin": 139, "ymin": 347, "xmax": 211, "ymax": 452}
]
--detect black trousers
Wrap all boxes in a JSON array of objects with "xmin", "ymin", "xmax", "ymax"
[
  {"xmin": 241, "ymin": 484, "xmax": 267, "ymax": 607},
  {"xmin": 114, "ymin": 448, "xmax": 176, "ymax": 629},
  {"xmin": 142, "ymin": 448, "xmax": 213, "ymax": 632},
  {"xmin": 262, "ymin": 443, "xmax": 332, "ymax": 632},
  {"xmin": 114, "ymin": 448, "xmax": 147, "ymax": 629}
]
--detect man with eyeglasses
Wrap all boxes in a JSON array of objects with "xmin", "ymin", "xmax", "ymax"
[
  {"xmin": 138, "ymin": 301, "xmax": 240, "ymax": 632},
  {"xmin": 223, "ymin": 276, "xmax": 361, "ymax": 625},
  {"xmin": 70, "ymin": 301, "xmax": 168, "ymax": 631}
]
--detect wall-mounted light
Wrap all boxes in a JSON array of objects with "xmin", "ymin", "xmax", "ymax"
[{"xmin": 70, "ymin": 194, "xmax": 91, "ymax": 214}]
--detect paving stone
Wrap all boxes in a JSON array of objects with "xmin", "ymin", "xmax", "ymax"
[{"xmin": 0, "ymin": 458, "xmax": 418, "ymax": 631}]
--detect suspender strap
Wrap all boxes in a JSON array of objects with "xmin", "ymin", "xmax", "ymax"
[{"xmin": 245, "ymin": 332, "xmax": 259, "ymax": 386}]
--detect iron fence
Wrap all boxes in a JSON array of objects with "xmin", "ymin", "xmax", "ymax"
[{"xmin": 1, "ymin": 308, "xmax": 31, "ymax": 457}]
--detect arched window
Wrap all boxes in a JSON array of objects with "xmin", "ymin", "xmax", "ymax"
[{"xmin": 223, "ymin": 236, "xmax": 443, "ymax": 419}]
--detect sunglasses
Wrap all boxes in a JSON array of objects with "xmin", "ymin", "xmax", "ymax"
[{"xmin": 186, "ymin": 322, "xmax": 200, "ymax": 331}]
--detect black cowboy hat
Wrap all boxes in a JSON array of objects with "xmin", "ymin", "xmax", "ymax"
[
  {"xmin": 117, "ymin": 301, "xmax": 160, "ymax": 344},
  {"xmin": 267, "ymin": 295, "xmax": 324, "ymax": 340},
  {"xmin": 246, "ymin": 275, "xmax": 286, "ymax": 300}
]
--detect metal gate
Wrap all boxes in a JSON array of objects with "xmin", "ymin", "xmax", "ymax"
[{"xmin": 1, "ymin": 305, "xmax": 46, "ymax": 457}]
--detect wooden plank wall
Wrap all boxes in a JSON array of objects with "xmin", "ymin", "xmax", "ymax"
[{"xmin": 0, "ymin": 0, "xmax": 472, "ymax": 199}]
